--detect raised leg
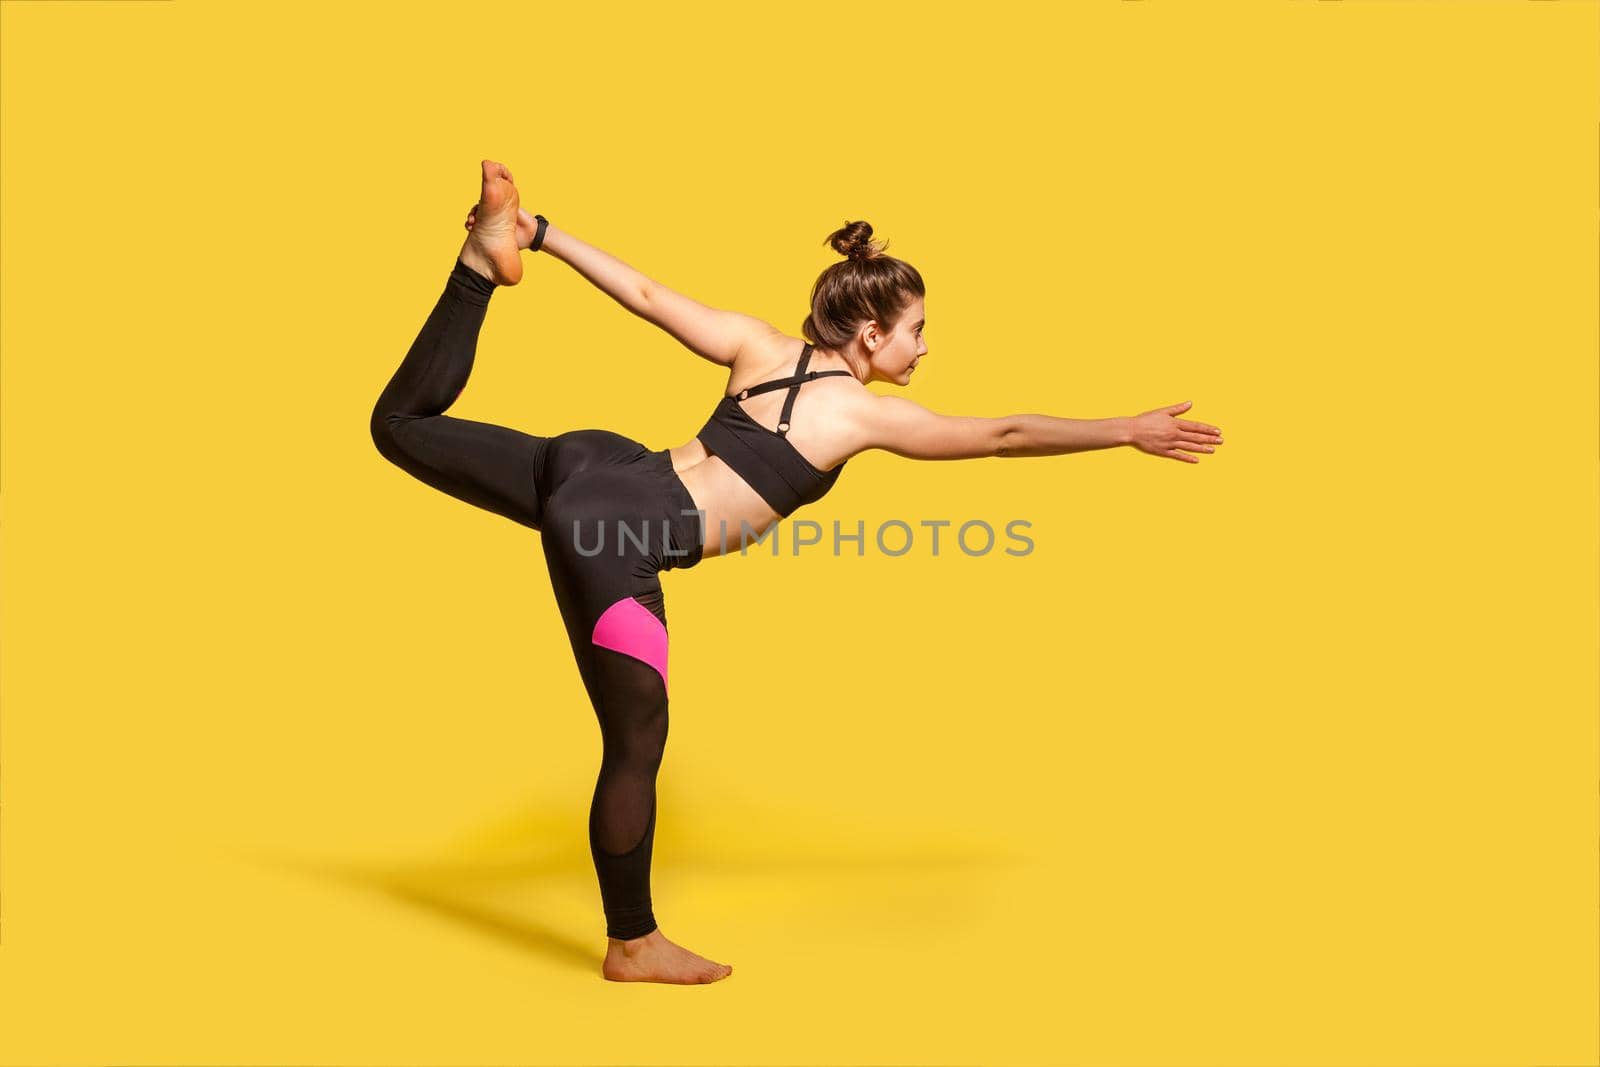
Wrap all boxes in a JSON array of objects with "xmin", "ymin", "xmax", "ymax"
[{"xmin": 369, "ymin": 259, "xmax": 549, "ymax": 530}]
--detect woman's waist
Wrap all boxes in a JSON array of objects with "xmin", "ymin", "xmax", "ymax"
[{"xmin": 669, "ymin": 441, "xmax": 784, "ymax": 559}]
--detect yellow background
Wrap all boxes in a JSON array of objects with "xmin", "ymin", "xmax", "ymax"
[{"xmin": 2, "ymin": 1, "xmax": 1596, "ymax": 1064}]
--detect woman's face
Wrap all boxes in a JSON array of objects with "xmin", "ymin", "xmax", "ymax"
[{"xmin": 866, "ymin": 297, "xmax": 927, "ymax": 386}]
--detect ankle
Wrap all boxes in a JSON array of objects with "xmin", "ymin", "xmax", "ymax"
[
  {"xmin": 454, "ymin": 250, "xmax": 496, "ymax": 288},
  {"xmin": 610, "ymin": 928, "xmax": 663, "ymax": 956}
]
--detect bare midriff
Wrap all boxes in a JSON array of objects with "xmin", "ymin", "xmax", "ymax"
[{"xmin": 666, "ymin": 438, "xmax": 782, "ymax": 560}]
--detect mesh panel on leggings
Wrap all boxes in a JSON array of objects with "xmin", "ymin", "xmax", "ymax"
[
  {"xmin": 588, "ymin": 649, "xmax": 669, "ymax": 855},
  {"xmin": 586, "ymin": 648, "xmax": 670, "ymax": 939}
]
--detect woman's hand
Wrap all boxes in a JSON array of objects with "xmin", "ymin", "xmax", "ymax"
[
  {"xmin": 1126, "ymin": 401, "xmax": 1224, "ymax": 463},
  {"xmin": 465, "ymin": 204, "xmax": 542, "ymax": 251}
]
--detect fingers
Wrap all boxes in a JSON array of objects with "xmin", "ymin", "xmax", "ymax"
[
  {"xmin": 1178, "ymin": 419, "xmax": 1222, "ymax": 437},
  {"xmin": 1150, "ymin": 439, "xmax": 1212, "ymax": 461}
]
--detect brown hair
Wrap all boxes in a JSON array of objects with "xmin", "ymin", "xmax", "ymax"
[{"xmin": 801, "ymin": 221, "xmax": 926, "ymax": 350}]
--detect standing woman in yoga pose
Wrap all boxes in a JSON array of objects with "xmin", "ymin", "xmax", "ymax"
[{"xmin": 370, "ymin": 160, "xmax": 1224, "ymax": 985}]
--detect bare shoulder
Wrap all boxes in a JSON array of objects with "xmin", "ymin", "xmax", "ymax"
[
  {"xmin": 723, "ymin": 336, "xmax": 999, "ymax": 463},
  {"xmin": 727, "ymin": 329, "xmax": 810, "ymax": 389},
  {"xmin": 846, "ymin": 393, "xmax": 1009, "ymax": 461}
]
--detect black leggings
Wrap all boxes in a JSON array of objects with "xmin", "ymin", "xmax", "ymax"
[{"xmin": 370, "ymin": 258, "xmax": 704, "ymax": 940}]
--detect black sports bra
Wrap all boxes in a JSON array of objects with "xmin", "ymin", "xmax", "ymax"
[{"xmin": 695, "ymin": 343, "xmax": 853, "ymax": 517}]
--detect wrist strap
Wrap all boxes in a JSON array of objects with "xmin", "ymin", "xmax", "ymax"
[{"xmin": 530, "ymin": 214, "xmax": 550, "ymax": 253}]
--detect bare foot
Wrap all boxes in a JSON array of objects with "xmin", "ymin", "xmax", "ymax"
[
  {"xmin": 465, "ymin": 205, "xmax": 542, "ymax": 251},
  {"xmin": 601, "ymin": 928, "xmax": 733, "ymax": 985},
  {"xmin": 458, "ymin": 159, "xmax": 523, "ymax": 286}
]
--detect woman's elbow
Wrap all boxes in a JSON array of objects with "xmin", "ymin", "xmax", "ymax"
[{"xmin": 992, "ymin": 418, "xmax": 1023, "ymax": 458}]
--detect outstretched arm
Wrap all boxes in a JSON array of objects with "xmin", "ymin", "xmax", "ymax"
[
  {"xmin": 854, "ymin": 395, "xmax": 1222, "ymax": 463},
  {"xmin": 854, "ymin": 394, "xmax": 1127, "ymax": 460},
  {"xmin": 534, "ymin": 220, "xmax": 775, "ymax": 368}
]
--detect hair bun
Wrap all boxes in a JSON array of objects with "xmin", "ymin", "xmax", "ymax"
[{"xmin": 826, "ymin": 220, "xmax": 885, "ymax": 262}]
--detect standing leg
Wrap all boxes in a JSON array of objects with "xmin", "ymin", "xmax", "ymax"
[
  {"xmin": 583, "ymin": 607, "xmax": 673, "ymax": 941},
  {"xmin": 539, "ymin": 475, "xmax": 731, "ymax": 983},
  {"xmin": 369, "ymin": 259, "xmax": 549, "ymax": 530},
  {"xmin": 540, "ymin": 476, "xmax": 673, "ymax": 939}
]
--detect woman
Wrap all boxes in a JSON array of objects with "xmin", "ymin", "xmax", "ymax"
[{"xmin": 370, "ymin": 160, "xmax": 1224, "ymax": 985}]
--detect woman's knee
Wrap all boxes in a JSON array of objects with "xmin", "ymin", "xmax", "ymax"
[
  {"xmin": 369, "ymin": 404, "xmax": 417, "ymax": 469},
  {"xmin": 370, "ymin": 404, "xmax": 400, "ymax": 461},
  {"xmin": 595, "ymin": 681, "xmax": 670, "ymax": 766}
]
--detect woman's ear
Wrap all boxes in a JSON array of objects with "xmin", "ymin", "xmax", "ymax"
[{"xmin": 859, "ymin": 321, "xmax": 882, "ymax": 354}]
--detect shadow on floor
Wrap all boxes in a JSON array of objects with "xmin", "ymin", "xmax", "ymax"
[{"xmin": 254, "ymin": 786, "xmax": 1025, "ymax": 972}]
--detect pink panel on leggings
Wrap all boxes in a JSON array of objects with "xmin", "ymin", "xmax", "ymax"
[{"xmin": 591, "ymin": 596, "xmax": 670, "ymax": 695}]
